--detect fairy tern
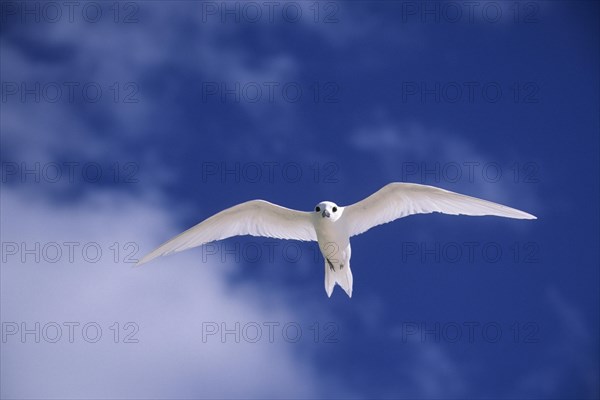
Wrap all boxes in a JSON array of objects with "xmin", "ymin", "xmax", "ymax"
[{"xmin": 137, "ymin": 183, "xmax": 536, "ymax": 297}]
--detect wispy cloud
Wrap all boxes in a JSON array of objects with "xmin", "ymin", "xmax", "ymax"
[
  {"xmin": 350, "ymin": 119, "xmax": 541, "ymax": 210},
  {"xmin": 0, "ymin": 187, "xmax": 339, "ymax": 399},
  {"xmin": 513, "ymin": 287, "xmax": 599, "ymax": 398}
]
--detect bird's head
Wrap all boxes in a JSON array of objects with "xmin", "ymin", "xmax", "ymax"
[{"xmin": 314, "ymin": 201, "xmax": 343, "ymax": 221}]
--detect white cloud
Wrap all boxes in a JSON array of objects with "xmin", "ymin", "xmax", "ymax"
[{"xmin": 0, "ymin": 187, "xmax": 335, "ymax": 399}]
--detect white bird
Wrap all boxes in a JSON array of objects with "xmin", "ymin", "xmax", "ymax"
[{"xmin": 137, "ymin": 183, "xmax": 536, "ymax": 298}]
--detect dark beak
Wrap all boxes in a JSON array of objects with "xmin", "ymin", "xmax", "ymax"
[{"xmin": 322, "ymin": 209, "xmax": 330, "ymax": 218}]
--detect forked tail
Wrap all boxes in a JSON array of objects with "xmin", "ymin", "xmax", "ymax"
[{"xmin": 324, "ymin": 256, "xmax": 353, "ymax": 298}]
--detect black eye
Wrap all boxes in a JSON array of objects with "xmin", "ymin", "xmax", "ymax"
[
  {"xmin": 332, "ymin": 207, "xmax": 338, "ymax": 212},
  {"xmin": 315, "ymin": 206, "xmax": 321, "ymax": 212}
]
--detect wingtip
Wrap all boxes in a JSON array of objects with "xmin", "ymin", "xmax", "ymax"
[
  {"xmin": 133, "ymin": 256, "xmax": 151, "ymax": 267},
  {"xmin": 508, "ymin": 209, "xmax": 536, "ymax": 220}
]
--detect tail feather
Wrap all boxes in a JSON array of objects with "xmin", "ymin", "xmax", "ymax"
[{"xmin": 324, "ymin": 259, "xmax": 353, "ymax": 298}]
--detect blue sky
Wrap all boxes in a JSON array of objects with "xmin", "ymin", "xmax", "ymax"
[{"xmin": 1, "ymin": 1, "xmax": 598, "ymax": 398}]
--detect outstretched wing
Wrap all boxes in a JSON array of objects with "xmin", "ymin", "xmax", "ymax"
[
  {"xmin": 137, "ymin": 200, "xmax": 316, "ymax": 265},
  {"xmin": 344, "ymin": 183, "xmax": 536, "ymax": 237}
]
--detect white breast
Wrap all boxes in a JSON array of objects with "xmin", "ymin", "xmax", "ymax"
[{"xmin": 313, "ymin": 218, "xmax": 350, "ymax": 260}]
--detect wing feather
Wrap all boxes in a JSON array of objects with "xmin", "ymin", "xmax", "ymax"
[
  {"xmin": 137, "ymin": 200, "xmax": 316, "ymax": 265},
  {"xmin": 344, "ymin": 183, "xmax": 536, "ymax": 237}
]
